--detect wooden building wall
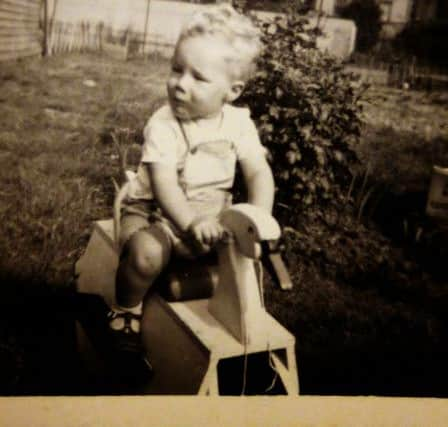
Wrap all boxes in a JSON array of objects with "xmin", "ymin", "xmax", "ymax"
[{"xmin": 0, "ymin": 0, "xmax": 43, "ymax": 61}]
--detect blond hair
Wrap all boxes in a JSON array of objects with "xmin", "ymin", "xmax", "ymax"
[{"xmin": 177, "ymin": 3, "xmax": 262, "ymax": 81}]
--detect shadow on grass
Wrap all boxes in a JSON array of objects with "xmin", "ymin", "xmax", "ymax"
[
  {"xmin": 1, "ymin": 270, "xmax": 448, "ymax": 397},
  {"xmin": 0, "ymin": 275, "xmax": 86, "ymax": 395}
]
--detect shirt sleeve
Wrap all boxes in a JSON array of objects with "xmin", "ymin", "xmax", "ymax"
[
  {"xmin": 141, "ymin": 118, "xmax": 178, "ymax": 165},
  {"xmin": 234, "ymin": 108, "xmax": 267, "ymax": 161}
]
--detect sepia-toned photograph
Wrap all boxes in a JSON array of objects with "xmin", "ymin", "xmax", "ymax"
[{"xmin": 0, "ymin": 0, "xmax": 447, "ymax": 411}]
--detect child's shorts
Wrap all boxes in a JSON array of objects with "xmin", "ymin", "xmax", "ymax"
[{"xmin": 119, "ymin": 192, "xmax": 232, "ymax": 257}]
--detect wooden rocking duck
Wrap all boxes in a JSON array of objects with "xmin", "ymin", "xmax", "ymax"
[{"xmin": 75, "ymin": 202, "xmax": 299, "ymax": 395}]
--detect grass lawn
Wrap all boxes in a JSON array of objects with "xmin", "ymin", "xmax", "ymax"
[{"xmin": 0, "ymin": 53, "xmax": 447, "ymax": 396}]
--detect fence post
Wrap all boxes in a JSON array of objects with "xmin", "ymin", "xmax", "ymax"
[
  {"xmin": 86, "ymin": 21, "xmax": 91, "ymax": 51},
  {"xmin": 142, "ymin": 0, "xmax": 151, "ymax": 56},
  {"xmin": 409, "ymin": 56, "xmax": 416, "ymax": 87},
  {"xmin": 43, "ymin": 0, "xmax": 48, "ymax": 55},
  {"xmin": 98, "ymin": 22, "xmax": 104, "ymax": 52},
  {"xmin": 81, "ymin": 22, "xmax": 86, "ymax": 52},
  {"xmin": 125, "ymin": 30, "xmax": 131, "ymax": 61}
]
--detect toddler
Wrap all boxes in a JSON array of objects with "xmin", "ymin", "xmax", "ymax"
[{"xmin": 108, "ymin": 4, "xmax": 275, "ymax": 370}]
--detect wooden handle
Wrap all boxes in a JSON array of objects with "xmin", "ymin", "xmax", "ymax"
[{"xmin": 261, "ymin": 242, "xmax": 293, "ymax": 291}]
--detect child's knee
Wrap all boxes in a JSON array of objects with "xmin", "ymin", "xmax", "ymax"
[{"xmin": 123, "ymin": 228, "xmax": 171, "ymax": 278}]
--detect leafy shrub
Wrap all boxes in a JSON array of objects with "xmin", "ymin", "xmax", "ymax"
[
  {"xmin": 236, "ymin": 11, "xmax": 436, "ymax": 298},
  {"xmin": 337, "ymin": 0, "xmax": 382, "ymax": 53},
  {"xmin": 238, "ymin": 13, "xmax": 366, "ymax": 221}
]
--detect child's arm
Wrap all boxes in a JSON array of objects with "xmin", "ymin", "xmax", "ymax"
[
  {"xmin": 148, "ymin": 163, "xmax": 225, "ymax": 248},
  {"xmin": 239, "ymin": 155, "xmax": 275, "ymax": 213},
  {"xmin": 148, "ymin": 163, "xmax": 194, "ymax": 231}
]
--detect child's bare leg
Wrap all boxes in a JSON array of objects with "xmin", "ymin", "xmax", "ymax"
[
  {"xmin": 116, "ymin": 226, "xmax": 172, "ymax": 308},
  {"xmin": 108, "ymin": 226, "xmax": 171, "ymax": 376}
]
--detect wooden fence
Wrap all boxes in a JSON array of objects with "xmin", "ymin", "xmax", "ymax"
[
  {"xmin": 44, "ymin": 0, "xmax": 203, "ymax": 59},
  {"xmin": 388, "ymin": 59, "xmax": 448, "ymax": 90},
  {"xmin": 350, "ymin": 53, "xmax": 448, "ymax": 90},
  {"xmin": 46, "ymin": 21, "xmax": 149, "ymax": 59},
  {"xmin": 47, "ymin": 21, "xmax": 102, "ymax": 54},
  {"xmin": 38, "ymin": 0, "xmax": 357, "ymax": 61},
  {"xmin": 0, "ymin": 0, "xmax": 43, "ymax": 61}
]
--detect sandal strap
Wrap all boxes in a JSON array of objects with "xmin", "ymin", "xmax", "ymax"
[
  {"xmin": 108, "ymin": 310, "xmax": 142, "ymax": 321},
  {"xmin": 108, "ymin": 310, "xmax": 141, "ymax": 334}
]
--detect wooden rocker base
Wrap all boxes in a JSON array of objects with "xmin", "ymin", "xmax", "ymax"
[
  {"xmin": 166, "ymin": 298, "xmax": 298, "ymax": 395},
  {"xmin": 75, "ymin": 219, "xmax": 299, "ymax": 395},
  {"xmin": 76, "ymin": 293, "xmax": 298, "ymax": 395}
]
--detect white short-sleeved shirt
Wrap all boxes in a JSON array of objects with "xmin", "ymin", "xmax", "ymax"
[{"xmin": 127, "ymin": 103, "xmax": 266, "ymax": 204}]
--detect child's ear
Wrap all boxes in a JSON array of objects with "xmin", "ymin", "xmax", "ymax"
[{"xmin": 225, "ymin": 81, "xmax": 245, "ymax": 102}]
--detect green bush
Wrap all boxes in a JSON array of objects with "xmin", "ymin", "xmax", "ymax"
[
  {"xmin": 236, "ymin": 12, "xmax": 432, "ymax": 297},
  {"xmin": 238, "ymin": 13, "xmax": 366, "ymax": 222}
]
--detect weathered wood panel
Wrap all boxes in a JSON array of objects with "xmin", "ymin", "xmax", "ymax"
[
  {"xmin": 0, "ymin": 6, "xmax": 39, "ymax": 17},
  {"xmin": 0, "ymin": 27, "xmax": 41, "ymax": 37},
  {"xmin": 2, "ymin": 0, "xmax": 40, "ymax": 9},
  {"xmin": 0, "ymin": 43, "xmax": 41, "ymax": 61},
  {"xmin": 0, "ymin": 10, "xmax": 39, "ymax": 22},
  {"xmin": 0, "ymin": 37, "xmax": 40, "ymax": 51},
  {"xmin": 0, "ymin": 0, "xmax": 43, "ymax": 61}
]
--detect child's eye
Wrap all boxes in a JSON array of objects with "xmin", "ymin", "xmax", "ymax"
[
  {"xmin": 193, "ymin": 72, "xmax": 209, "ymax": 82},
  {"xmin": 171, "ymin": 64, "xmax": 182, "ymax": 74}
]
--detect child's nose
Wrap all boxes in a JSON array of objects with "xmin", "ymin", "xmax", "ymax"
[{"xmin": 175, "ymin": 73, "xmax": 191, "ymax": 92}]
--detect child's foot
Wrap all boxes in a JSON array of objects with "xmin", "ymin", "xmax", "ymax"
[
  {"xmin": 108, "ymin": 308, "xmax": 143, "ymax": 353},
  {"xmin": 107, "ymin": 304, "xmax": 154, "ymax": 380}
]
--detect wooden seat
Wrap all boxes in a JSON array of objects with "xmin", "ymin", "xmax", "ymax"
[{"xmin": 75, "ymin": 219, "xmax": 218, "ymax": 303}]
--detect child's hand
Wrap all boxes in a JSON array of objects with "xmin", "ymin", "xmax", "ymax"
[{"xmin": 187, "ymin": 216, "xmax": 225, "ymax": 253}]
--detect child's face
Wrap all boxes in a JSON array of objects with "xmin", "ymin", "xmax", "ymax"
[{"xmin": 167, "ymin": 35, "xmax": 242, "ymax": 120}]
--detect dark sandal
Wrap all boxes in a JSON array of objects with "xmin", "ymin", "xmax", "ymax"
[
  {"xmin": 107, "ymin": 309, "xmax": 154, "ymax": 382},
  {"xmin": 107, "ymin": 310, "xmax": 143, "ymax": 354}
]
